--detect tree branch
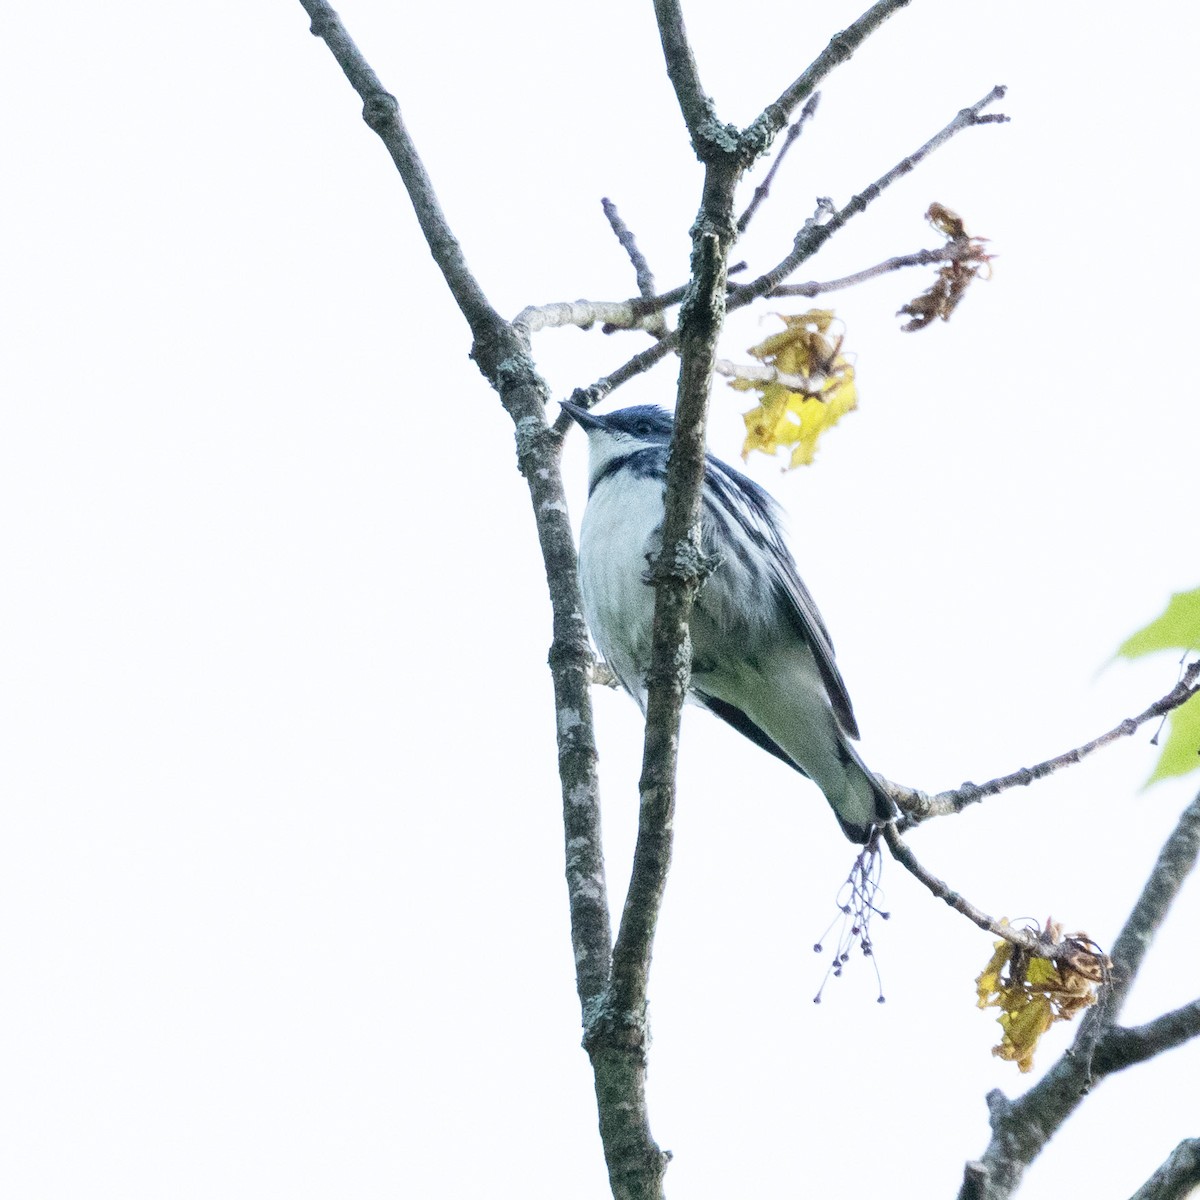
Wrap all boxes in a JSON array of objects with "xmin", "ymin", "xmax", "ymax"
[
  {"xmin": 300, "ymin": 2, "xmax": 493, "ymax": 333},
  {"xmin": 749, "ymin": 0, "xmax": 914, "ymax": 143},
  {"xmin": 567, "ymin": 86, "xmax": 1009, "ymax": 411},
  {"xmin": 300, "ymin": 12, "xmax": 1146, "ymax": 1200},
  {"xmin": 296, "ymin": 3, "xmax": 645, "ymax": 1192},
  {"xmin": 737, "ymin": 92, "xmax": 820, "ymax": 235},
  {"xmin": 602, "ymin": 198, "xmax": 667, "ymax": 336},
  {"xmin": 525, "ymin": 243, "xmax": 975, "ymax": 346},
  {"xmin": 881, "ymin": 824, "xmax": 1062, "ymax": 955},
  {"xmin": 763, "ymin": 242, "xmax": 978, "ymax": 297},
  {"xmin": 713, "ymin": 355, "xmax": 846, "ymax": 392},
  {"xmin": 958, "ymin": 790, "xmax": 1200, "ymax": 1200},
  {"xmin": 579, "ymin": 13, "xmax": 755, "ymax": 1198},
  {"xmin": 608, "ymin": 220, "xmax": 733, "ymax": 1018},
  {"xmin": 1107, "ymin": 789, "xmax": 1200, "ymax": 1017},
  {"xmin": 889, "ymin": 660, "xmax": 1200, "ymax": 825},
  {"xmin": 1128, "ymin": 1139, "xmax": 1200, "ymax": 1200},
  {"xmin": 606, "ymin": 0, "xmax": 734, "ymax": 1043},
  {"xmin": 735, "ymin": 86, "xmax": 1008, "ymax": 307},
  {"xmin": 590, "ymin": 19, "xmax": 951, "ymax": 1190},
  {"xmin": 651, "ymin": 0, "xmax": 715, "ymax": 146},
  {"xmin": 513, "ymin": 299, "xmax": 662, "ymax": 339},
  {"xmin": 549, "ymin": 333, "xmax": 682, "ymax": 440},
  {"xmin": 1097, "ymin": 999, "xmax": 1200, "ymax": 1074}
]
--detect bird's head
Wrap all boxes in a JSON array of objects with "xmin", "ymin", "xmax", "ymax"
[{"xmin": 560, "ymin": 403, "xmax": 676, "ymax": 484}]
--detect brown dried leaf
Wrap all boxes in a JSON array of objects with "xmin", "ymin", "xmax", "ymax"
[{"xmin": 899, "ymin": 203, "xmax": 993, "ymax": 332}]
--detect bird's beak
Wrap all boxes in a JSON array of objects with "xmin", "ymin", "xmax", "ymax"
[{"xmin": 559, "ymin": 401, "xmax": 604, "ymax": 431}]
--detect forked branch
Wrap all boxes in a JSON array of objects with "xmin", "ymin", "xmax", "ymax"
[
  {"xmin": 958, "ymin": 790, "xmax": 1200, "ymax": 1200},
  {"xmin": 569, "ymin": 85, "xmax": 1008, "ymax": 407}
]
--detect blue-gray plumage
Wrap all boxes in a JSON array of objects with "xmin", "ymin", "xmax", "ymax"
[{"xmin": 562, "ymin": 401, "xmax": 893, "ymax": 842}]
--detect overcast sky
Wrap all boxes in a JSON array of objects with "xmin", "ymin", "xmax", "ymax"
[{"xmin": 2, "ymin": 2, "xmax": 1197, "ymax": 1197}]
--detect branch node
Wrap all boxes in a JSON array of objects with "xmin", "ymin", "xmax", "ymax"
[
  {"xmin": 737, "ymin": 92, "xmax": 821, "ymax": 234},
  {"xmin": 985, "ymin": 1088, "xmax": 1012, "ymax": 1124},
  {"xmin": 695, "ymin": 117, "xmax": 742, "ymax": 160},
  {"xmin": 569, "ymin": 384, "xmax": 608, "ymax": 411},
  {"xmin": 361, "ymin": 91, "xmax": 399, "ymax": 133},
  {"xmin": 582, "ymin": 996, "xmax": 650, "ymax": 1061}
]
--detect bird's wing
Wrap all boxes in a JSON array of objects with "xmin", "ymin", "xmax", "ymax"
[
  {"xmin": 703, "ymin": 456, "xmax": 861, "ymax": 740},
  {"xmin": 691, "ymin": 690, "xmax": 810, "ymax": 776}
]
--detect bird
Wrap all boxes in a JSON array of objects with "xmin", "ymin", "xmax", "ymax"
[{"xmin": 561, "ymin": 401, "xmax": 893, "ymax": 842}]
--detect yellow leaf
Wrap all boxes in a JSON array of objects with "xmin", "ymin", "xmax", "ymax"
[
  {"xmin": 976, "ymin": 941, "xmax": 1012, "ymax": 1007},
  {"xmin": 996, "ymin": 995, "xmax": 1054, "ymax": 1073},
  {"xmin": 1025, "ymin": 957, "xmax": 1061, "ymax": 987},
  {"xmin": 974, "ymin": 921, "xmax": 1110, "ymax": 1072},
  {"xmin": 736, "ymin": 312, "xmax": 858, "ymax": 470}
]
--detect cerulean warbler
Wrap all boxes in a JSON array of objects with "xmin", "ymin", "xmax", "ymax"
[{"xmin": 562, "ymin": 402, "xmax": 893, "ymax": 842}]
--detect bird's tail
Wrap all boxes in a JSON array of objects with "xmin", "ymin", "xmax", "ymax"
[{"xmin": 827, "ymin": 740, "xmax": 895, "ymax": 844}]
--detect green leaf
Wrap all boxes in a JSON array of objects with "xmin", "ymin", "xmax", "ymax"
[
  {"xmin": 1118, "ymin": 588, "xmax": 1200, "ymax": 658},
  {"xmin": 1148, "ymin": 693, "xmax": 1200, "ymax": 784},
  {"xmin": 1117, "ymin": 588, "xmax": 1200, "ymax": 786}
]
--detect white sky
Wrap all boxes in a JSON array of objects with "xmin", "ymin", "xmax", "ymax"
[{"xmin": 2, "ymin": 2, "xmax": 1197, "ymax": 1197}]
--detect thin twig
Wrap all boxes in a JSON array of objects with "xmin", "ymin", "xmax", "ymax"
[
  {"xmin": 713, "ymin": 356, "xmax": 837, "ymax": 392},
  {"xmin": 749, "ymin": 0, "xmax": 914, "ymax": 143},
  {"xmin": 613, "ymin": 283, "xmax": 691, "ymax": 325},
  {"xmin": 737, "ymin": 92, "xmax": 820, "ymax": 234},
  {"xmin": 584, "ymin": 86, "xmax": 1008, "ymax": 402},
  {"xmin": 525, "ymin": 244, "xmax": 969, "ymax": 346},
  {"xmin": 602, "ymin": 199, "xmax": 661, "ymax": 306},
  {"xmin": 513, "ymin": 299, "xmax": 661, "ymax": 338},
  {"xmin": 535, "ymin": 244, "xmax": 963, "ymax": 349},
  {"xmin": 763, "ymin": 243, "xmax": 976, "ymax": 297},
  {"xmin": 735, "ymin": 86, "xmax": 1009, "ymax": 308},
  {"xmin": 599, "ymin": 265, "xmax": 745, "ymax": 331},
  {"xmin": 881, "ymin": 824, "xmax": 1057, "ymax": 956},
  {"xmin": 600, "ymin": 198, "xmax": 668, "ymax": 338},
  {"xmin": 890, "ymin": 660, "xmax": 1200, "ymax": 825},
  {"xmin": 549, "ymin": 333, "xmax": 681, "ymax": 438}
]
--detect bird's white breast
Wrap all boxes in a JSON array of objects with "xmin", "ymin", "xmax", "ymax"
[{"xmin": 578, "ymin": 472, "xmax": 666, "ymax": 708}]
